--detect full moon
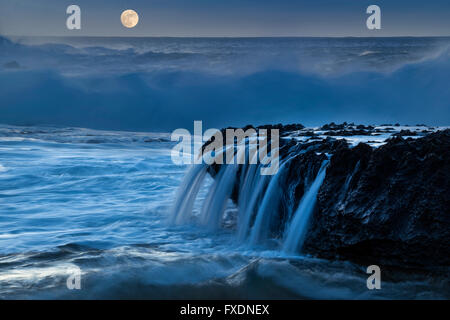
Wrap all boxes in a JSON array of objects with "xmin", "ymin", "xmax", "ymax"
[{"xmin": 121, "ymin": 9, "xmax": 139, "ymax": 28}]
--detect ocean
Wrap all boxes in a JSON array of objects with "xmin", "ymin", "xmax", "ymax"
[
  {"xmin": 0, "ymin": 124, "xmax": 448, "ymax": 299},
  {"xmin": 0, "ymin": 37, "xmax": 449, "ymax": 299},
  {"xmin": 1, "ymin": 36, "xmax": 450, "ymax": 130}
]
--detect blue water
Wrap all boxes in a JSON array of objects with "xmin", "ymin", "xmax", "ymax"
[
  {"xmin": 1, "ymin": 36, "xmax": 450, "ymax": 131},
  {"xmin": 0, "ymin": 125, "xmax": 448, "ymax": 299},
  {"xmin": 0, "ymin": 126, "xmax": 178, "ymax": 254},
  {"xmin": 1, "ymin": 36, "xmax": 450, "ymax": 299}
]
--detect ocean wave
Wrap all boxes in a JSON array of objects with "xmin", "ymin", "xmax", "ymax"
[
  {"xmin": 2, "ymin": 36, "xmax": 450, "ymax": 76},
  {"xmin": 0, "ymin": 125, "xmax": 171, "ymax": 144},
  {"xmin": 1, "ymin": 44, "xmax": 449, "ymax": 131},
  {"xmin": 358, "ymin": 50, "xmax": 379, "ymax": 56},
  {"xmin": 1, "ymin": 244, "xmax": 447, "ymax": 299}
]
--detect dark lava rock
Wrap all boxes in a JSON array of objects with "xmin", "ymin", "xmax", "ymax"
[
  {"xmin": 323, "ymin": 129, "xmax": 371, "ymax": 136},
  {"xmin": 303, "ymin": 129, "xmax": 450, "ymax": 267},
  {"xmin": 320, "ymin": 122, "xmax": 374, "ymax": 132},
  {"xmin": 320, "ymin": 122, "xmax": 347, "ymax": 130},
  {"xmin": 203, "ymin": 123, "xmax": 449, "ymax": 267},
  {"xmin": 298, "ymin": 131, "xmax": 317, "ymax": 137},
  {"xmin": 356, "ymin": 124, "xmax": 375, "ymax": 130},
  {"xmin": 393, "ymin": 129, "xmax": 418, "ymax": 137}
]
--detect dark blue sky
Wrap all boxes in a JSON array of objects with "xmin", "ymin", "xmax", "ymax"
[{"xmin": 1, "ymin": 0, "xmax": 449, "ymax": 36}]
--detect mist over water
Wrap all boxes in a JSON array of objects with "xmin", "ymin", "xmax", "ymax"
[{"xmin": 1, "ymin": 36, "xmax": 450, "ymax": 131}]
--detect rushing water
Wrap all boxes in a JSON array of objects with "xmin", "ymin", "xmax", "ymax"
[
  {"xmin": 0, "ymin": 125, "xmax": 448, "ymax": 299},
  {"xmin": 282, "ymin": 160, "xmax": 329, "ymax": 254}
]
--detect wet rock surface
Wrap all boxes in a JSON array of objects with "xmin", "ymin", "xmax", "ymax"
[
  {"xmin": 304, "ymin": 129, "xmax": 450, "ymax": 267},
  {"xmin": 204, "ymin": 123, "xmax": 450, "ymax": 267}
]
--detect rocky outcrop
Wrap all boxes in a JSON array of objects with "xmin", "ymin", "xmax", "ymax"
[
  {"xmin": 203, "ymin": 124, "xmax": 450, "ymax": 267},
  {"xmin": 304, "ymin": 130, "xmax": 450, "ymax": 267}
]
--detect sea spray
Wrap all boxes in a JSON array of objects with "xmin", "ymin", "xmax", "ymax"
[
  {"xmin": 237, "ymin": 166, "xmax": 270, "ymax": 241},
  {"xmin": 236, "ymin": 147, "xmax": 267, "ymax": 240},
  {"xmin": 170, "ymin": 164, "xmax": 208, "ymax": 225},
  {"xmin": 282, "ymin": 160, "xmax": 329, "ymax": 254},
  {"xmin": 237, "ymin": 146, "xmax": 262, "ymax": 212},
  {"xmin": 200, "ymin": 164, "xmax": 238, "ymax": 230},
  {"xmin": 248, "ymin": 157, "xmax": 293, "ymax": 245}
]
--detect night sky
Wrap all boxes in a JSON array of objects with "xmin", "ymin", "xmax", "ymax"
[{"xmin": 1, "ymin": 0, "xmax": 449, "ymax": 37}]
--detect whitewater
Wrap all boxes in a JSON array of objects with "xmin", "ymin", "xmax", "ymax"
[
  {"xmin": 0, "ymin": 124, "xmax": 448, "ymax": 299},
  {"xmin": 1, "ymin": 36, "xmax": 450, "ymax": 131},
  {"xmin": 1, "ymin": 36, "xmax": 450, "ymax": 299}
]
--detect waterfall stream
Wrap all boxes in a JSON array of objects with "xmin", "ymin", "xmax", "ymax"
[
  {"xmin": 248, "ymin": 158, "xmax": 292, "ymax": 245},
  {"xmin": 170, "ymin": 145, "xmax": 330, "ymax": 255},
  {"xmin": 170, "ymin": 164, "xmax": 208, "ymax": 225},
  {"xmin": 200, "ymin": 164, "xmax": 238, "ymax": 230},
  {"xmin": 282, "ymin": 160, "xmax": 329, "ymax": 254}
]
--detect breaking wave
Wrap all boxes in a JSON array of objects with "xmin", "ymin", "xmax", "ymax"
[{"xmin": 1, "ymin": 36, "xmax": 450, "ymax": 131}]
